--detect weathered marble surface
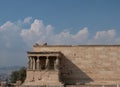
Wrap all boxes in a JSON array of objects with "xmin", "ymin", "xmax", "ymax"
[{"xmin": 24, "ymin": 45, "xmax": 120, "ymax": 86}]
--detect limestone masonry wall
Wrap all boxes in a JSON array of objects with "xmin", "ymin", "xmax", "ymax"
[{"xmin": 32, "ymin": 45, "xmax": 120, "ymax": 84}]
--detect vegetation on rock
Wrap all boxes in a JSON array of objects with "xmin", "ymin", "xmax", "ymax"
[{"xmin": 10, "ymin": 67, "xmax": 26, "ymax": 83}]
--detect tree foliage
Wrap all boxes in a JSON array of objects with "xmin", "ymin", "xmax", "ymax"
[{"xmin": 10, "ymin": 67, "xmax": 26, "ymax": 83}]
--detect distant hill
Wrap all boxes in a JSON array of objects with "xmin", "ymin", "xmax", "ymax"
[
  {"xmin": 0, "ymin": 65, "xmax": 25, "ymax": 82},
  {"xmin": 0, "ymin": 65, "xmax": 25, "ymax": 75},
  {"xmin": 0, "ymin": 65, "xmax": 22, "ymax": 70}
]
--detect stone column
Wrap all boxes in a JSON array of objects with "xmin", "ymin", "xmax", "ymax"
[
  {"xmin": 45, "ymin": 56, "xmax": 49, "ymax": 70},
  {"xmin": 27, "ymin": 57, "xmax": 31, "ymax": 70},
  {"xmin": 36, "ymin": 56, "xmax": 40, "ymax": 70},
  {"xmin": 54, "ymin": 56, "xmax": 59, "ymax": 70},
  {"xmin": 29, "ymin": 57, "xmax": 33, "ymax": 70},
  {"xmin": 33, "ymin": 57, "xmax": 36, "ymax": 70},
  {"xmin": 39, "ymin": 57, "xmax": 41, "ymax": 70},
  {"xmin": 31, "ymin": 57, "xmax": 33, "ymax": 70}
]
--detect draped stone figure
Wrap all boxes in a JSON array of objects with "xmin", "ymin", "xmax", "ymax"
[
  {"xmin": 27, "ymin": 57, "xmax": 31, "ymax": 70},
  {"xmin": 54, "ymin": 57, "xmax": 59, "ymax": 70},
  {"xmin": 45, "ymin": 57, "xmax": 49, "ymax": 70},
  {"xmin": 30, "ymin": 57, "xmax": 33, "ymax": 70},
  {"xmin": 36, "ymin": 57, "xmax": 41, "ymax": 70},
  {"xmin": 33, "ymin": 58, "xmax": 36, "ymax": 70}
]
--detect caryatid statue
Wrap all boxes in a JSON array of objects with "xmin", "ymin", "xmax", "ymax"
[
  {"xmin": 36, "ymin": 57, "xmax": 41, "ymax": 70},
  {"xmin": 29, "ymin": 57, "xmax": 33, "ymax": 70},
  {"xmin": 54, "ymin": 57, "xmax": 59, "ymax": 70},
  {"xmin": 27, "ymin": 57, "xmax": 31, "ymax": 70},
  {"xmin": 45, "ymin": 57, "xmax": 49, "ymax": 70},
  {"xmin": 33, "ymin": 58, "xmax": 36, "ymax": 70}
]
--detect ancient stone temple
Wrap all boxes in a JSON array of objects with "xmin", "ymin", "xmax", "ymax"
[{"xmin": 23, "ymin": 43, "xmax": 120, "ymax": 87}]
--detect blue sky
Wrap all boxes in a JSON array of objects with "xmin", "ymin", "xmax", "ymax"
[
  {"xmin": 1, "ymin": 0, "xmax": 120, "ymax": 33},
  {"xmin": 0, "ymin": 0, "xmax": 120, "ymax": 66}
]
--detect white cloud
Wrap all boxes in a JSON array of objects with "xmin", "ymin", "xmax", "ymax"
[
  {"xmin": 0, "ymin": 18, "xmax": 119, "ymax": 49},
  {"xmin": 0, "ymin": 20, "xmax": 27, "ymax": 66},
  {"xmin": 94, "ymin": 29, "xmax": 116, "ymax": 40},
  {"xmin": 21, "ymin": 19, "xmax": 89, "ymax": 45},
  {"xmin": 23, "ymin": 17, "xmax": 32, "ymax": 24},
  {"xmin": 46, "ymin": 25, "xmax": 53, "ymax": 35},
  {"xmin": 20, "ymin": 19, "xmax": 54, "ymax": 46},
  {"xmin": 85, "ymin": 29, "xmax": 116, "ymax": 45},
  {"xmin": 50, "ymin": 27, "xmax": 88, "ymax": 45},
  {"xmin": 0, "ymin": 17, "xmax": 120, "ymax": 66},
  {"xmin": 74, "ymin": 27, "xmax": 88, "ymax": 40},
  {"xmin": 51, "ymin": 31, "xmax": 73, "ymax": 45},
  {"xmin": 0, "ymin": 21, "xmax": 18, "ymax": 31},
  {"xmin": 0, "ymin": 21, "xmax": 21, "ymax": 48},
  {"xmin": 20, "ymin": 19, "xmax": 119, "ymax": 45}
]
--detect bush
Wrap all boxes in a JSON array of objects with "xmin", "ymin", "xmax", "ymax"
[{"xmin": 10, "ymin": 67, "xmax": 26, "ymax": 83}]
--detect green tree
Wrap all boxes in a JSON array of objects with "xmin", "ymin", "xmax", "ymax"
[
  {"xmin": 10, "ymin": 67, "xmax": 26, "ymax": 83},
  {"xmin": 10, "ymin": 71, "xmax": 19, "ymax": 83},
  {"xmin": 18, "ymin": 67, "xmax": 26, "ymax": 83}
]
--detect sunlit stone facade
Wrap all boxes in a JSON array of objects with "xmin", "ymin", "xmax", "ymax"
[{"xmin": 23, "ymin": 44, "xmax": 120, "ymax": 86}]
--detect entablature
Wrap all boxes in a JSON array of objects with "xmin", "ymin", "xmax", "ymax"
[{"xmin": 27, "ymin": 51, "xmax": 62, "ymax": 57}]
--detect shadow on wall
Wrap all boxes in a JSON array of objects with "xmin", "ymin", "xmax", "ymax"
[{"xmin": 59, "ymin": 54, "xmax": 93, "ymax": 85}]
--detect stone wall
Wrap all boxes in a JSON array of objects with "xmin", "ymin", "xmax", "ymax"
[{"xmin": 32, "ymin": 45, "xmax": 120, "ymax": 84}]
